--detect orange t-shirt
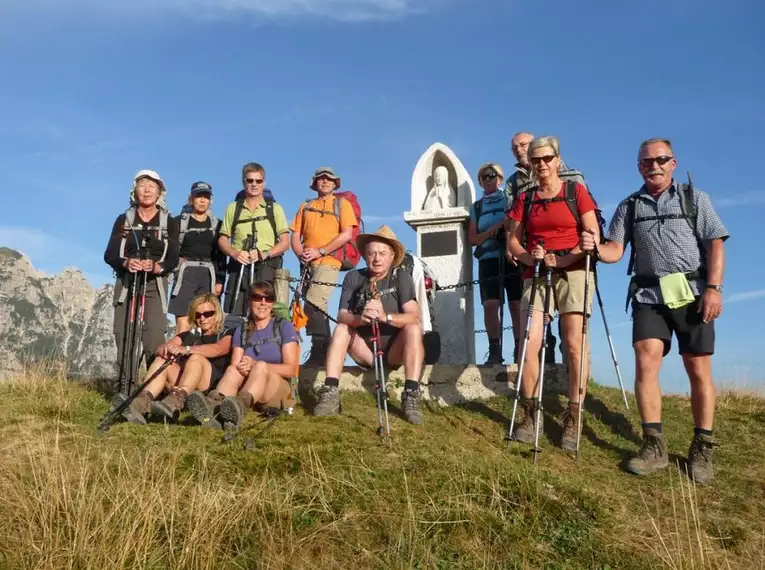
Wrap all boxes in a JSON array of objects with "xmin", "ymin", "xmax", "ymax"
[{"xmin": 290, "ymin": 194, "xmax": 358, "ymax": 268}]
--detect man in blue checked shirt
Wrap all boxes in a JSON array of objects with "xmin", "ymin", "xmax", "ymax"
[{"xmin": 580, "ymin": 138, "xmax": 728, "ymax": 486}]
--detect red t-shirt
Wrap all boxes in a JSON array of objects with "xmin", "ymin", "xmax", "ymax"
[{"xmin": 508, "ymin": 181, "xmax": 596, "ymax": 277}]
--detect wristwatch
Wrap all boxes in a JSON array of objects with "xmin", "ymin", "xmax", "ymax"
[
  {"xmin": 319, "ymin": 247, "xmax": 327, "ymax": 256},
  {"xmin": 185, "ymin": 346, "xmax": 191, "ymax": 355},
  {"xmin": 705, "ymin": 284, "xmax": 723, "ymax": 294},
  {"xmin": 386, "ymin": 313, "xmax": 393, "ymax": 324}
]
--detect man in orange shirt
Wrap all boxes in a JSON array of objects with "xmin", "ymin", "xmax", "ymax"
[{"xmin": 291, "ymin": 167, "xmax": 358, "ymax": 366}]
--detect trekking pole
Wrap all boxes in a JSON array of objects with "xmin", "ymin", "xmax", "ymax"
[
  {"xmin": 533, "ymin": 267, "xmax": 554, "ymax": 465},
  {"xmin": 99, "ymin": 356, "xmax": 178, "ymax": 432},
  {"xmin": 498, "ymin": 251, "xmax": 506, "ymax": 364},
  {"xmin": 594, "ymin": 268, "xmax": 629, "ymax": 411},
  {"xmin": 575, "ymin": 254, "xmax": 592, "ymax": 461},
  {"xmin": 371, "ymin": 318, "xmax": 391, "ymax": 438},
  {"xmin": 507, "ymin": 260, "xmax": 541, "ymax": 448},
  {"xmin": 119, "ymin": 272, "xmax": 138, "ymax": 396},
  {"xmin": 129, "ymin": 249, "xmax": 149, "ymax": 395}
]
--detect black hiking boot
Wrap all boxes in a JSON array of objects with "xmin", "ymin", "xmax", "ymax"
[
  {"xmin": 219, "ymin": 396, "xmax": 248, "ymax": 429},
  {"xmin": 151, "ymin": 389, "xmax": 187, "ymax": 422},
  {"xmin": 314, "ymin": 385, "xmax": 341, "ymax": 416},
  {"xmin": 484, "ymin": 341, "xmax": 503, "ymax": 366},
  {"xmin": 187, "ymin": 390, "xmax": 223, "ymax": 429},
  {"xmin": 401, "ymin": 387, "xmax": 423, "ymax": 425},
  {"xmin": 513, "ymin": 399, "xmax": 543, "ymax": 444},
  {"xmin": 304, "ymin": 337, "xmax": 328, "ymax": 368},
  {"xmin": 687, "ymin": 433, "xmax": 715, "ymax": 486},
  {"xmin": 560, "ymin": 402, "xmax": 581, "ymax": 453},
  {"xmin": 121, "ymin": 392, "xmax": 152, "ymax": 425},
  {"xmin": 626, "ymin": 429, "xmax": 669, "ymax": 476}
]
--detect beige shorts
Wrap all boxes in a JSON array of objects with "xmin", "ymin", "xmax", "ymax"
[
  {"xmin": 521, "ymin": 268, "xmax": 594, "ymax": 316},
  {"xmin": 262, "ymin": 378, "xmax": 297, "ymax": 410},
  {"xmin": 305, "ymin": 264, "xmax": 340, "ymax": 311}
]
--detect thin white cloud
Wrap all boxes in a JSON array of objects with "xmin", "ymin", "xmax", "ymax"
[
  {"xmin": 2, "ymin": 0, "xmax": 443, "ymax": 22},
  {"xmin": 726, "ymin": 289, "xmax": 765, "ymax": 304},
  {"xmin": 364, "ymin": 215, "xmax": 405, "ymax": 223},
  {"xmin": 716, "ymin": 191, "xmax": 765, "ymax": 208}
]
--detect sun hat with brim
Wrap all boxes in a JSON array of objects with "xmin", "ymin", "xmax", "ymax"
[
  {"xmin": 190, "ymin": 181, "xmax": 213, "ymax": 196},
  {"xmin": 310, "ymin": 166, "xmax": 342, "ymax": 191},
  {"xmin": 477, "ymin": 162, "xmax": 505, "ymax": 182},
  {"xmin": 132, "ymin": 169, "xmax": 167, "ymax": 194},
  {"xmin": 355, "ymin": 225, "xmax": 406, "ymax": 268}
]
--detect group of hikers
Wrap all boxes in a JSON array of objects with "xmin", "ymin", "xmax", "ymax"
[{"xmin": 103, "ymin": 134, "xmax": 728, "ymax": 485}]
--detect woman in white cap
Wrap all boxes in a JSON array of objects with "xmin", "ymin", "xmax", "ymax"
[{"xmin": 104, "ymin": 170, "xmax": 180, "ymax": 395}]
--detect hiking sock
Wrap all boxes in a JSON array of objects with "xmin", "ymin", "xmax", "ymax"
[
  {"xmin": 404, "ymin": 380, "xmax": 419, "ymax": 392},
  {"xmin": 325, "ymin": 377, "xmax": 340, "ymax": 388},
  {"xmin": 642, "ymin": 422, "xmax": 663, "ymax": 434},
  {"xmin": 694, "ymin": 427, "xmax": 713, "ymax": 437}
]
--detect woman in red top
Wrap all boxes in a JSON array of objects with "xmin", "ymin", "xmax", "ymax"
[{"xmin": 506, "ymin": 136, "xmax": 600, "ymax": 452}]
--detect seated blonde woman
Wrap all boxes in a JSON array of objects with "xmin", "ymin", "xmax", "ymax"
[
  {"xmin": 121, "ymin": 293, "xmax": 233, "ymax": 424},
  {"xmin": 186, "ymin": 281, "xmax": 299, "ymax": 429}
]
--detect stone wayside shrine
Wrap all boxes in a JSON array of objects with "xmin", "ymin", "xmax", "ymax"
[
  {"xmin": 299, "ymin": 142, "xmax": 567, "ymax": 407},
  {"xmin": 404, "ymin": 142, "xmax": 476, "ymax": 365}
]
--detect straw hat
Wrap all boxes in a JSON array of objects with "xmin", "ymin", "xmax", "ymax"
[{"xmin": 355, "ymin": 225, "xmax": 406, "ymax": 268}]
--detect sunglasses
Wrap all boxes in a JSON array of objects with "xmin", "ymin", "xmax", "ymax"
[
  {"xmin": 251, "ymin": 293, "xmax": 275, "ymax": 303},
  {"xmin": 638, "ymin": 155, "xmax": 674, "ymax": 168},
  {"xmin": 530, "ymin": 155, "xmax": 557, "ymax": 165},
  {"xmin": 197, "ymin": 310, "xmax": 216, "ymax": 319},
  {"xmin": 245, "ymin": 177, "xmax": 265, "ymax": 184},
  {"xmin": 481, "ymin": 172, "xmax": 498, "ymax": 182}
]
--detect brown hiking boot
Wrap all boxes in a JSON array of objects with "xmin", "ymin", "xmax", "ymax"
[
  {"xmin": 121, "ymin": 392, "xmax": 152, "ymax": 425},
  {"xmin": 219, "ymin": 395, "xmax": 248, "ymax": 429},
  {"xmin": 687, "ymin": 433, "xmax": 715, "ymax": 486},
  {"xmin": 151, "ymin": 389, "xmax": 187, "ymax": 422},
  {"xmin": 626, "ymin": 429, "xmax": 669, "ymax": 476},
  {"xmin": 187, "ymin": 390, "xmax": 223, "ymax": 429},
  {"xmin": 560, "ymin": 402, "xmax": 581, "ymax": 453},
  {"xmin": 513, "ymin": 399, "xmax": 543, "ymax": 444}
]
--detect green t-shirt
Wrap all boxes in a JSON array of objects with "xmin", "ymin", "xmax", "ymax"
[{"xmin": 219, "ymin": 199, "xmax": 289, "ymax": 251}]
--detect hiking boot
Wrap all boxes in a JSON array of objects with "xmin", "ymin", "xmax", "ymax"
[
  {"xmin": 304, "ymin": 338, "xmax": 328, "ymax": 368},
  {"xmin": 121, "ymin": 392, "xmax": 151, "ymax": 425},
  {"xmin": 186, "ymin": 391, "xmax": 222, "ymax": 429},
  {"xmin": 219, "ymin": 396, "xmax": 248, "ymax": 429},
  {"xmin": 484, "ymin": 342, "xmax": 503, "ymax": 366},
  {"xmin": 687, "ymin": 433, "xmax": 715, "ymax": 486},
  {"xmin": 314, "ymin": 385, "xmax": 341, "ymax": 416},
  {"xmin": 560, "ymin": 402, "xmax": 581, "ymax": 453},
  {"xmin": 513, "ymin": 399, "xmax": 544, "ymax": 444},
  {"xmin": 151, "ymin": 389, "xmax": 187, "ymax": 422},
  {"xmin": 626, "ymin": 429, "xmax": 669, "ymax": 476},
  {"xmin": 401, "ymin": 387, "xmax": 423, "ymax": 425}
]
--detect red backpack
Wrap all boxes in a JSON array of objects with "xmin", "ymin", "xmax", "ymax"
[{"xmin": 302, "ymin": 191, "xmax": 364, "ymax": 271}]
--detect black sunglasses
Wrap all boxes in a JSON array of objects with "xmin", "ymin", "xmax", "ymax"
[
  {"xmin": 639, "ymin": 155, "xmax": 674, "ymax": 168},
  {"xmin": 251, "ymin": 293, "xmax": 275, "ymax": 303},
  {"xmin": 481, "ymin": 172, "xmax": 498, "ymax": 182},
  {"xmin": 197, "ymin": 310, "xmax": 216, "ymax": 319},
  {"xmin": 245, "ymin": 177, "xmax": 264, "ymax": 184},
  {"xmin": 530, "ymin": 155, "xmax": 557, "ymax": 165}
]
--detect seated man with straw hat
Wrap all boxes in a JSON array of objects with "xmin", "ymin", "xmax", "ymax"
[{"xmin": 313, "ymin": 226, "xmax": 426, "ymax": 424}]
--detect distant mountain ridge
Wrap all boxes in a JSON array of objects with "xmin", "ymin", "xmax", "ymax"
[{"xmin": 0, "ymin": 247, "xmax": 117, "ymax": 380}]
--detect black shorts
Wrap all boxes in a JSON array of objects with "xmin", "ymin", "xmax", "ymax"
[
  {"xmin": 353, "ymin": 329, "xmax": 401, "ymax": 369},
  {"xmin": 223, "ymin": 257, "xmax": 282, "ymax": 316},
  {"xmin": 632, "ymin": 299, "xmax": 715, "ymax": 356},
  {"xmin": 478, "ymin": 258, "xmax": 522, "ymax": 303},
  {"xmin": 168, "ymin": 266, "xmax": 214, "ymax": 317}
]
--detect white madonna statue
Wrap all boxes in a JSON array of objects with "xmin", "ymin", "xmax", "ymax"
[{"xmin": 422, "ymin": 166, "xmax": 456, "ymax": 211}]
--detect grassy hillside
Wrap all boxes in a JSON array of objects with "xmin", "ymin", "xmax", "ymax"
[{"xmin": 0, "ymin": 368, "xmax": 763, "ymax": 569}]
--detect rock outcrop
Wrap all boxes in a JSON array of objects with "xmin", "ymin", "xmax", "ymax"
[{"xmin": 0, "ymin": 247, "xmax": 117, "ymax": 380}]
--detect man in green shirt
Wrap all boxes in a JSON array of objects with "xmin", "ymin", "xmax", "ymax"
[{"xmin": 218, "ymin": 162, "xmax": 290, "ymax": 316}]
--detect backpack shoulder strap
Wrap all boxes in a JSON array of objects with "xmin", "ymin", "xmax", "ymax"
[
  {"xmin": 273, "ymin": 316, "xmax": 283, "ymax": 347},
  {"xmin": 158, "ymin": 210, "xmax": 169, "ymax": 263},
  {"xmin": 232, "ymin": 198, "xmax": 245, "ymax": 228},
  {"xmin": 209, "ymin": 213, "xmax": 219, "ymax": 231},
  {"xmin": 564, "ymin": 180, "xmax": 581, "ymax": 228},
  {"xmin": 265, "ymin": 199, "xmax": 277, "ymax": 236},
  {"xmin": 625, "ymin": 190, "xmax": 644, "ymax": 275},
  {"xmin": 333, "ymin": 194, "xmax": 342, "ymax": 222},
  {"xmin": 677, "ymin": 183, "xmax": 698, "ymax": 234},
  {"xmin": 179, "ymin": 213, "xmax": 190, "ymax": 244},
  {"xmin": 472, "ymin": 198, "xmax": 483, "ymax": 221}
]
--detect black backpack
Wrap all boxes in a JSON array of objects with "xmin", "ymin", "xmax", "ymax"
[{"xmin": 232, "ymin": 189, "xmax": 278, "ymax": 243}]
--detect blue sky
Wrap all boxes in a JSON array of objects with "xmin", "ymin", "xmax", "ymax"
[{"xmin": 1, "ymin": 0, "xmax": 763, "ymax": 392}]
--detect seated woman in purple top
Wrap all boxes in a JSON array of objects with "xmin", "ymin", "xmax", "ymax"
[{"xmin": 213, "ymin": 281, "xmax": 300, "ymax": 429}]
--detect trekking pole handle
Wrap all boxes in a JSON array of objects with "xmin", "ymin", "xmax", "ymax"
[{"xmin": 371, "ymin": 318, "xmax": 384, "ymax": 357}]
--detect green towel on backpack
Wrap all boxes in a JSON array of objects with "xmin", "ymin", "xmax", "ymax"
[{"xmin": 659, "ymin": 273, "xmax": 696, "ymax": 309}]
